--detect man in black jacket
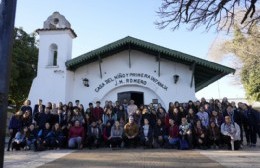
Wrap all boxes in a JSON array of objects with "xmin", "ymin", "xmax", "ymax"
[{"xmin": 241, "ymin": 103, "xmax": 258, "ymax": 147}]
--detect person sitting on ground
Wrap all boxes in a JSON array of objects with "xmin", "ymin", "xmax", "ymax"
[
  {"xmin": 179, "ymin": 117, "xmax": 193, "ymax": 149},
  {"xmin": 153, "ymin": 118, "xmax": 167, "ymax": 148},
  {"xmin": 221, "ymin": 116, "xmax": 241, "ymax": 150},
  {"xmin": 87, "ymin": 121, "xmax": 102, "ymax": 149},
  {"xmin": 12, "ymin": 126, "xmax": 28, "ymax": 151},
  {"xmin": 27, "ymin": 123, "xmax": 38, "ymax": 150},
  {"xmin": 140, "ymin": 118, "xmax": 153, "ymax": 148},
  {"xmin": 109, "ymin": 121, "xmax": 124, "ymax": 148},
  {"xmin": 194, "ymin": 120, "xmax": 208, "ymax": 149},
  {"xmin": 52, "ymin": 123, "xmax": 66, "ymax": 149},
  {"xmin": 124, "ymin": 116, "xmax": 139, "ymax": 148},
  {"xmin": 36, "ymin": 122, "xmax": 53, "ymax": 151},
  {"xmin": 68, "ymin": 120, "xmax": 85, "ymax": 149},
  {"xmin": 208, "ymin": 121, "xmax": 220, "ymax": 149},
  {"xmin": 103, "ymin": 121, "xmax": 112, "ymax": 147},
  {"xmin": 167, "ymin": 119, "xmax": 180, "ymax": 149}
]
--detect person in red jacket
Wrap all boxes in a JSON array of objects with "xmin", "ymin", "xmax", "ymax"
[
  {"xmin": 167, "ymin": 119, "xmax": 180, "ymax": 148},
  {"xmin": 68, "ymin": 120, "xmax": 85, "ymax": 149},
  {"xmin": 92, "ymin": 101, "xmax": 104, "ymax": 122}
]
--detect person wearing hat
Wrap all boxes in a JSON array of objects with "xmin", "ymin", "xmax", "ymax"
[{"xmin": 123, "ymin": 116, "xmax": 139, "ymax": 148}]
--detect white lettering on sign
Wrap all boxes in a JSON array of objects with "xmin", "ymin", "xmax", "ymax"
[{"xmin": 95, "ymin": 73, "xmax": 168, "ymax": 92}]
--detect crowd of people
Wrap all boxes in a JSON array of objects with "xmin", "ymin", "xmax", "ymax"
[{"xmin": 7, "ymin": 97, "xmax": 260, "ymax": 152}]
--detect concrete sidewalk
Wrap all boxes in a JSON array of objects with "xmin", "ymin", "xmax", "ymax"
[
  {"xmin": 4, "ymin": 147, "xmax": 260, "ymax": 168},
  {"xmin": 4, "ymin": 149, "xmax": 75, "ymax": 168}
]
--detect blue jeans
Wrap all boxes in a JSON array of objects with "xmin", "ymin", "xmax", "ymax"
[
  {"xmin": 168, "ymin": 138, "xmax": 179, "ymax": 145},
  {"xmin": 68, "ymin": 137, "xmax": 82, "ymax": 149}
]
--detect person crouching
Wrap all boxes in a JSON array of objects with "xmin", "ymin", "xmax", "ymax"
[
  {"xmin": 68, "ymin": 120, "xmax": 85, "ymax": 149},
  {"xmin": 221, "ymin": 116, "xmax": 241, "ymax": 150},
  {"xmin": 123, "ymin": 116, "xmax": 139, "ymax": 148}
]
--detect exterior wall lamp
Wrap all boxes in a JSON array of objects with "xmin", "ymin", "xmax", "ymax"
[
  {"xmin": 82, "ymin": 78, "xmax": 89, "ymax": 87},
  {"xmin": 173, "ymin": 74, "xmax": 179, "ymax": 84}
]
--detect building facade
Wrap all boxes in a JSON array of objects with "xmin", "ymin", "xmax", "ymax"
[{"xmin": 28, "ymin": 12, "xmax": 235, "ymax": 107}]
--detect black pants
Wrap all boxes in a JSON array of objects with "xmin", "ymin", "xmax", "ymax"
[
  {"xmin": 222, "ymin": 135, "xmax": 240, "ymax": 150},
  {"xmin": 12, "ymin": 141, "xmax": 26, "ymax": 150},
  {"xmin": 7, "ymin": 130, "xmax": 18, "ymax": 151},
  {"xmin": 181, "ymin": 134, "xmax": 193, "ymax": 148},
  {"xmin": 209, "ymin": 138, "xmax": 220, "ymax": 146},
  {"xmin": 244, "ymin": 125, "xmax": 257, "ymax": 145},
  {"xmin": 123, "ymin": 136, "xmax": 139, "ymax": 148},
  {"xmin": 140, "ymin": 136, "xmax": 153, "ymax": 148},
  {"xmin": 87, "ymin": 136, "xmax": 101, "ymax": 148},
  {"xmin": 110, "ymin": 137, "xmax": 122, "ymax": 147}
]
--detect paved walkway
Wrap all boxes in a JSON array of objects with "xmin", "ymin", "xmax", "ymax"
[
  {"xmin": 4, "ymin": 147, "xmax": 260, "ymax": 168},
  {"xmin": 4, "ymin": 149, "xmax": 75, "ymax": 168}
]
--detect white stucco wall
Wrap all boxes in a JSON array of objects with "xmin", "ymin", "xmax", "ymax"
[
  {"xmin": 70, "ymin": 50, "xmax": 196, "ymax": 108},
  {"xmin": 28, "ymin": 30, "xmax": 196, "ymax": 108},
  {"xmin": 28, "ymin": 30, "xmax": 75, "ymax": 106}
]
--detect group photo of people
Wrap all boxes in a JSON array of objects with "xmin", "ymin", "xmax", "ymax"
[{"xmin": 7, "ymin": 97, "xmax": 259, "ymax": 152}]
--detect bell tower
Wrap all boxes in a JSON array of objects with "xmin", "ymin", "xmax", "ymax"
[{"xmin": 28, "ymin": 12, "xmax": 77, "ymax": 105}]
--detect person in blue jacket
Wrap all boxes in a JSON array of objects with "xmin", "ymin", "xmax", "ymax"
[{"xmin": 35, "ymin": 122, "xmax": 53, "ymax": 151}]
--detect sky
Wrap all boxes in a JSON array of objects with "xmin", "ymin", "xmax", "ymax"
[{"xmin": 14, "ymin": 0, "xmax": 245, "ymax": 100}]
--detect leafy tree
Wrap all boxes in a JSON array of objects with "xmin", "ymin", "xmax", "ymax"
[
  {"xmin": 209, "ymin": 24, "xmax": 260, "ymax": 101},
  {"xmin": 9, "ymin": 28, "xmax": 38, "ymax": 108},
  {"xmin": 156, "ymin": 0, "xmax": 260, "ymax": 32}
]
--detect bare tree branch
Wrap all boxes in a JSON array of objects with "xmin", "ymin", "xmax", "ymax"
[{"xmin": 156, "ymin": 0, "xmax": 260, "ymax": 32}]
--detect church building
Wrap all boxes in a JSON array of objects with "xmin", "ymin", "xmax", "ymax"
[{"xmin": 28, "ymin": 12, "xmax": 235, "ymax": 107}]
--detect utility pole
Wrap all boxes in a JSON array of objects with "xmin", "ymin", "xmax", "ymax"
[{"xmin": 0, "ymin": 0, "xmax": 18, "ymax": 168}]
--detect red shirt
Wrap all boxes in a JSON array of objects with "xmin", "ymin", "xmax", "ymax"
[
  {"xmin": 168, "ymin": 124, "xmax": 179, "ymax": 138},
  {"xmin": 92, "ymin": 107, "xmax": 104, "ymax": 121},
  {"xmin": 69, "ymin": 126, "xmax": 85, "ymax": 139}
]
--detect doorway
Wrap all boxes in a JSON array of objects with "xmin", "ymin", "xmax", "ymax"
[{"xmin": 118, "ymin": 91, "xmax": 144, "ymax": 107}]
